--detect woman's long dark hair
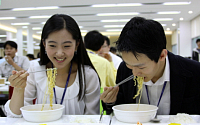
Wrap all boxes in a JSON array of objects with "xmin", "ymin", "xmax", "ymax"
[{"xmin": 39, "ymin": 14, "xmax": 98, "ymax": 100}]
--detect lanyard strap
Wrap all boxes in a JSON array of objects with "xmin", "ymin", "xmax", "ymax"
[
  {"xmin": 87, "ymin": 50, "xmax": 95, "ymax": 54},
  {"xmin": 145, "ymin": 81, "xmax": 167, "ymax": 107},
  {"xmin": 53, "ymin": 62, "xmax": 73, "ymax": 104}
]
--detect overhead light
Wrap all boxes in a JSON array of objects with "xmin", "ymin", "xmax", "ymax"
[
  {"xmin": 188, "ymin": 11, "xmax": 193, "ymax": 14},
  {"xmin": 101, "ymin": 19, "xmax": 129, "ymax": 22},
  {"xmin": 11, "ymin": 23, "xmax": 30, "ymax": 25},
  {"xmin": 81, "ymin": 30, "xmax": 88, "ymax": 32},
  {"xmin": 36, "ymin": 31, "xmax": 42, "ymax": 34},
  {"xmin": 161, "ymin": 24, "xmax": 167, "ymax": 26},
  {"xmin": 165, "ymin": 31, "xmax": 172, "ymax": 35},
  {"xmin": 29, "ymin": 15, "xmax": 51, "ymax": 19},
  {"xmin": 32, "ymin": 27, "xmax": 42, "ymax": 30},
  {"xmin": 12, "ymin": 6, "xmax": 59, "ymax": 11},
  {"xmin": 0, "ymin": 35, "xmax": 7, "ymax": 37},
  {"xmin": 92, "ymin": 3, "xmax": 142, "ymax": 7},
  {"xmin": 166, "ymin": 28, "xmax": 170, "ymax": 31},
  {"xmin": 0, "ymin": 17, "xmax": 16, "ymax": 20},
  {"xmin": 180, "ymin": 17, "xmax": 184, "ymax": 20},
  {"xmin": 97, "ymin": 12, "xmax": 139, "ymax": 16},
  {"xmin": 79, "ymin": 26, "xmax": 83, "ymax": 29},
  {"xmin": 153, "ymin": 18, "xmax": 173, "ymax": 21},
  {"xmin": 163, "ymin": 2, "xmax": 191, "ymax": 5},
  {"xmin": 41, "ymin": 22, "xmax": 46, "ymax": 24},
  {"xmin": 172, "ymin": 23, "xmax": 176, "ymax": 26},
  {"xmin": 157, "ymin": 11, "xmax": 180, "ymax": 14},
  {"xmin": 106, "ymin": 29, "xmax": 122, "ymax": 32},
  {"xmin": 22, "ymin": 26, "xmax": 28, "ymax": 28},
  {"xmin": 104, "ymin": 25, "xmax": 124, "ymax": 28}
]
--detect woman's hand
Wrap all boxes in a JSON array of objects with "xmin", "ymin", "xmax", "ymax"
[
  {"xmin": 100, "ymin": 86, "xmax": 119, "ymax": 103},
  {"xmin": 8, "ymin": 70, "xmax": 29, "ymax": 89}
]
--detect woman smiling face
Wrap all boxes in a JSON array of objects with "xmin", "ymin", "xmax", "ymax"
[{"xmin": 44, "ymin": 29, "xmax": 78, "ymax": 70}]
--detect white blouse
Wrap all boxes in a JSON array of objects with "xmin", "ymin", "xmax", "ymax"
[{"xmin": 5, "ymin": 60, "xmax": 100, "ymax": 117}]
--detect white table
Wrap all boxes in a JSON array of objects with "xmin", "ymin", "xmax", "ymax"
[{"xmin": 0, "ymin": 115, "xmax": 199, "ymax": 125}]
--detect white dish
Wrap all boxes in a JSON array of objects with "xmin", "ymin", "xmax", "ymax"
[
  {"xmin": 111, "ymin": 115, "xmax": 200, "ymax": 125},
  {"xmin": 0, "ymin": 84, "xmax": 5, "ymax": 87},
  {"xmin": 20, "ymin": 104, "xmax": 64, "ymax": 123}
]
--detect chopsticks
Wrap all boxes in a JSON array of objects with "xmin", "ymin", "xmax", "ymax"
[
  {"xmin": 114, "ymin": 74, "xmax": 134, "ymax": 87},
  {"xmin": 99, "ymin": 109, "xmax": 104, "ymax": 123},
  {"xmin": 28, "ymin": 68, "xmax": 57, "ymax": 73}
]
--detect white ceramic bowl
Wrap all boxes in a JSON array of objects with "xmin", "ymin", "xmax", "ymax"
[
  {"xmin": 20, "ymin": 104, "xmax": 64, "ymax": 122},
  {"xmin": 112, "ymin": 104, "xmax": 158, "ymax": 123}
]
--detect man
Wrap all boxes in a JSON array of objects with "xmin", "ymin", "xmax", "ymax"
[
  {"xmin": 192, "ymin": 39, "xmax": 200, "ymax": 62},
  {"xmin": 98, "ymin": 36, "xmax": 122, "ymax": 69},
  {"xmin": 101, "ymin": 17, "xmax": 200, "ymax": 115},
  {"xmin": 0, "ymin": 41, "xmax": 30, "ymax": 78},
  {"xmin": 84, "ymin": 30, "xmax": 116, "ymax": 88}
]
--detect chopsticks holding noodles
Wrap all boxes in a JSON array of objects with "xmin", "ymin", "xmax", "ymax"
[
  {"xmin": 28, "ymin": 68, "xmax": 57, "ymax": 73},
  {"xmin": 114, "ymin": 75, "xmax": 134, "ymax": 87}
]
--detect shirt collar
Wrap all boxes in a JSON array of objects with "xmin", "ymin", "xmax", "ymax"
[
  {"xmin": 143, "ymin": 55, "xmax": 170, "ymax": 86},
  {"xmin": 86, "ymin": 49, "xmax": 96, "ymax": 54}
]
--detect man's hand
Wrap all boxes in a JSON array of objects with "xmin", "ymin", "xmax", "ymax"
[
  {"xmin": 100, "ymin": 86, "xmax": 119, "ymax": 103},
  {"xmin": 5, "ymin": 56, "xmax": 14, "ymax": 65},
  {"xmin": 99, "ymin": 52, "xmax": 112, "ymax": 62}
]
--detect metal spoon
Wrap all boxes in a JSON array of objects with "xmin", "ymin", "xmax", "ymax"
[{"xmin": 150, "ymin": 114, "xmax": 161, "ymax": 122}]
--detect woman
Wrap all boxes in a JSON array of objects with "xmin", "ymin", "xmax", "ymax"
[{"xmin": 5, "ymin": 14, "xmax": 100, "ymax": 117}]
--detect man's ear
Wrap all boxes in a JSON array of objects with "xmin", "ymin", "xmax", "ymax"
[{"xmin": 159, "ymin": 49, "xmax": 167, "ymax": 61}]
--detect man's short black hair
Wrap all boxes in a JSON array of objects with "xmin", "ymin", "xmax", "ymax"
[
  {"xmin": 84, "ymin": 30, "xmax": 104, "ymax": 51},
  {"xmin": 116, "ymin": 16, "xmax": 166, "ymax": 63},
  {"xmin": 196, "ymin": 39, "xmax": 200, "ymax": 43},
  {"xmin": 3, "ymin": 41, "xmax": 18, "ymax": 49}
]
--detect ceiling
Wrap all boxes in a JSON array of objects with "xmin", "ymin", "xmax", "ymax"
[{"xmin": 0, "ymin": 0, "xmax": 200, "ymax": 44}]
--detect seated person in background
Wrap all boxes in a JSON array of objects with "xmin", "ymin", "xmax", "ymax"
[
  {"xmin": 110, "ymin": 47, "xmax": 117, "ymax": 55},
  {"xmin": 98, "ymin": 36, "xmax": 122, "ymax": 69},
  {"xmin": 84, "ymin": 30, "xmax": 116, "ymax": 88},
  {"xmin": 26, "ymin": 54, "xmax": 35, "ymax": 61},
  {"xmin": 101, "ymin": 17, "xmax": 200, "ymax": 115},
  {"xmin": 192, "ymin": 39, "xmax": 200, "ymax": 62},
  {"xmin": 5, "ymin": 14, "xmax": 100, "ymax": 117},
  {"xmin": 0, "ymin": 41, "xmax": 30, "ymax": 79}
]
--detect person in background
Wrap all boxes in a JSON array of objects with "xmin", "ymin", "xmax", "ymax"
[
  {"xmin": 26, "ymin": 54, "xmax": 35, "ymax": 61},
  {"xmin": 84, "ymin": 30, "xmax": 116, "ymax": 88},
  {"xmin": 0, "ymin": 41, "xmax": 30, "ymax": 79},
  {"xmin": 110, "ymin": 47, "xmax": 117, "ymax": 55},
  {"xmin": 101, "ymin": 17, "xmax": 200, "ymax": 115},
  {"xmin": 98, "ymin": 36, "xmax": 122, "ymax": 69},
  {"xmin": 0, "ymin": 56, "xmax": 5, "ymax": 64},
  {"xmin": 5, "ymin": 14, "xmax": 100, "ymax": 117},
  {"xmin": 192, "ymin": 39, "xmax": 200, "ymax": 62}
]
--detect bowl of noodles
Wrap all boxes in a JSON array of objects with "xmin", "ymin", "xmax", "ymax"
[
  {"xmin": 20, "ymin": 104, "xmax": 64, "ymax": 122},
  {"xmin": 112, "ymin": 104, "xmax": 158, "ymax": 123}
]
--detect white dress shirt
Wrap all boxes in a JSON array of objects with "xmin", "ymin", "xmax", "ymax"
[
  {"xmin": 137, "ymin": 56, "xmax": 170, "ymax": 115},
  {"xmin": 5, "ymin": 61, "xmax": 100, "ymax": 117}
]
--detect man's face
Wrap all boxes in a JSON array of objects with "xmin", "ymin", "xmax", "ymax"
[
  {"xmin": 197, "ymin": 41, "xmax": 200, "ymax": 48},
  {"xmin": 122, "ymin": 51, "xmax": 165, "ymax": 83},
  {"xmin": 4, "ymin": 44, "xmax": 17, "ymax": 58},
  {"xmin": 98, "ymin": 40, "xmax": 110, "ymax": 56}
]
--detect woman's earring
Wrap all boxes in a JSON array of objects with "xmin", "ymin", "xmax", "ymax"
[
  {"xmin": 45, "ymin": 50, "xmax": 47, "ymax": 54},
  {"xmin": 74, "ymin": 51, "xmax": 77, "ymax": 55}
]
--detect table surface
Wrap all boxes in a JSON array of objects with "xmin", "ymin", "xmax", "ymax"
[{"xmin": 0, "ymin": 115, "xmax": 199, "ymax": 125}]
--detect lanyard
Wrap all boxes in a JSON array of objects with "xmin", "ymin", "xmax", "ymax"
[
  {"xmin": 53, "ymin": 62, "xmax": 72, "ymax": 104},
  {"xmin": 87, "ymin": 50, "xmax": 95, "ymax": 54},
  {"xmin": 145, "ymin": 81, "xmax": 167, "ymax": 107}
]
